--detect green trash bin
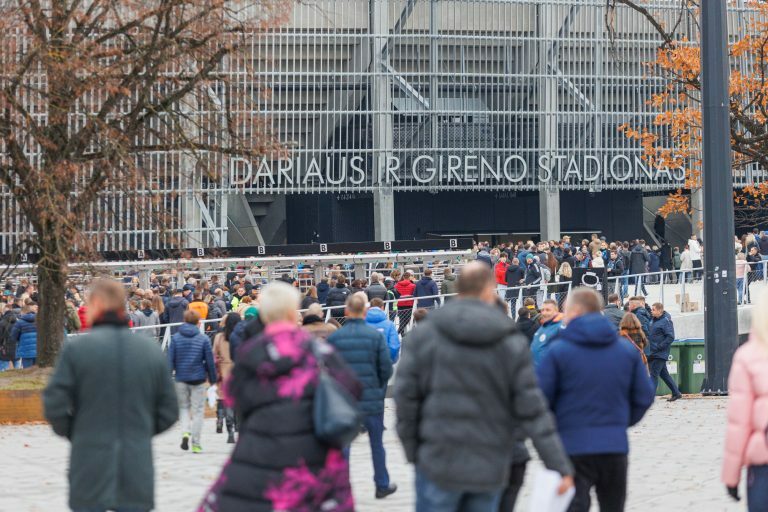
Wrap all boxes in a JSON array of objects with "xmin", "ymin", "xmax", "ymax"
[
  {"xmin": 655, "ymin": 342, "xmax": 682, "ymax": 396},
  {"xmin": 678, "ymin": 339, "xmax": 706, "ymax": 394}
]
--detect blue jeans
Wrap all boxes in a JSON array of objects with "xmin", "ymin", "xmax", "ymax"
[
  {"xmin": 748, "ymin": 465, "xmax": 768, "ymax": 512},
  {"xmin": 416, "ymin": 468, "xmax": 500, "ymax": 512},
  {"xmin": 649, "ymin": 357, "xmax": 681, "ymax": 396},
  {"xmin": 21, "ymin": 357, "xmax": 36, "ymax": 368},
  {"xmin": 345, "ymin": 413, "xmax": 390, "ymax": 490},
  {"xmin": 737, "ymin": 278, "xmax": 745, "ymax": 304}
]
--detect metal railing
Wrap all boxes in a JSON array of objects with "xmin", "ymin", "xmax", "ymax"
[{"xmin": 66, "ymin": 261, "xmax": 765, "ymax": 345}]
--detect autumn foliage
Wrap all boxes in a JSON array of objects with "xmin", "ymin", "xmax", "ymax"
[
  {"xmin": 612, "ymin": 0, "xmax": 768, "ymax": 222},
  {"xmin": 0, "ymin": 0, "xmax": 289, "ymax": 365}
]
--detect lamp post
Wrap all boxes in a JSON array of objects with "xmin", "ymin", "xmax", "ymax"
[{"xmin": 700, "ymin": 1, "xmax": 739, "ymax": 394}]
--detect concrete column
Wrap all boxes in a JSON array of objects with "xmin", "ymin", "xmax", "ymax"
[
  {"xmin": 691, "ymin": 188, "xmax": 704, "ymax": 239},
  {"xmin": 373, "ymin": 189, "xmax": 396, "ymax": 241},
  {"xmin": 537, "ymin": 3, "xmax": 561, "ymax": 241},
  {"xmin": 371, "ymin": 0, "xmax": 396, "ymax": 241},
  {"xmin": 539, "ymin": 189, "xmax": 561, "ymax": 242}
]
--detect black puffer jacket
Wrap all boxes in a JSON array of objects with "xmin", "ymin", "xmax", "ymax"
[
  {"xmin": 394, "ymin": 299, "xmax": 572, "ymax": 493},
  {"xmin": 325, "ymin": 284, "xmax": 351, "ymax": 317},
  {"xmin": 203, "ymin": 323, "xmax": 361, "ymax": 512}
]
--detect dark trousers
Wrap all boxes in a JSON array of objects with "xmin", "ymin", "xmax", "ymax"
[
  {"xmin": 497, "ymin": 462, "xmax": 527, "ymax": 511},
  {"xmin": 649, "ymin": 357, "xmax": 681, "ymax": 396},
  {"xmin": 345, "ymin": 413, "xmax": 390, "ymax": 490},
  {"xmin": 568, "ymin": 454, "xmax": 628, "ymax": 512},
  {"xmin": 398, "ymin": 307, "xmax": 413, "ymax": 336},
  {"xmin": 748, "ymin": 464, "xmax": 768, "ymax": 512}
]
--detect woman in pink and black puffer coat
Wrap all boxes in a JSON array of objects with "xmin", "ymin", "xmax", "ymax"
[{"xmin": 199, "ymin": 282, "xmax": 361, "ymax": 512}]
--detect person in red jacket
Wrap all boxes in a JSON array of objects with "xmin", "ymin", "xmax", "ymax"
[
  {"xmin": 77, "ymin": 303, "xmax": 90, "ymax": 331},
  {"xmin": 394, "ymin": 271, "xmax": 416, "ymax": 336},
  {"xmin": 494, "ymin": 253, "xmax": 509, "ymax": 301}
]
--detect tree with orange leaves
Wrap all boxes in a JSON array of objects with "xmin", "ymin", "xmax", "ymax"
[
  {"xmin": 0, "ymin": 1, "xmax": 289, "ymax": 366},
  {"xmin": 609, "ymin": 0, "xmax": 768, "ymax": 226}
]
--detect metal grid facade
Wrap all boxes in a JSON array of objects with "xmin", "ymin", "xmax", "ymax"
[{"xmin": 0, "ymin": 0, "xmax": 763, "ymax": 251}]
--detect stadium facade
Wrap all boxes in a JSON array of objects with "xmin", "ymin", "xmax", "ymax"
[{"xmin": 1, "ymin": 0, "xmax": 763, "ymax": 252}]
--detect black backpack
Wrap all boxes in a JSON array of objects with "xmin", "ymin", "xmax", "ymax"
[{"xmin": 0, "ymin": 312, "xmax": 18, "ymax": 361}]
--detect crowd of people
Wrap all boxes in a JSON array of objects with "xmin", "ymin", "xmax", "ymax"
[
  {"xmin": 3, "ymin": 231, "xmax": 768, "ymax": 510},
  {"xmin": 35, "ymin": 255, "xmax": 768, "ymax": 512}
]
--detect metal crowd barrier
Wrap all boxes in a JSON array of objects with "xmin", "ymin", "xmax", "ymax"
[{"xmin": 68, "ymin": 262, "xmax": 764, "ymax": 345}]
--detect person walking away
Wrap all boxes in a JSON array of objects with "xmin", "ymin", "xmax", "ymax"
[
  {"xmin": 365, "ymin": 298, "xmax": 401, "ymax": 363},
  {"xmin": 317, "ymin": 277, "xmax": 331, "ymax": 305},
  {"xmin": 394, "ymin": 271, "xmax": 416, "ymax": 335},
  {"xmin": 188, "ymin": 291, "xmax": 209, "ymax": 321},
  {"xmin": 736, "ymin": 253, "xmax": 748, "ymax": 304},
  {"xmin": 504, "ymin": 258, "xmax": 526, "ymax": 309},
  {"xmin": 162, "ymin": 289, "xmax": 189, "ymax": 335},
  {"xmin": 688, "ymin": 234, "xmax": 703, "ymax": 280},
  {"xmin": 212, "ymin": 313, "xmax": 239, "ymax": 444},
  {"xmin": 530, "ymin": 300, "xmax": 563, "ymax": 367},
  {"xmin": 326, "ymin": 275, "xmax": 352, "ymax": 323},
  {"xmin": 200, "ymin": 282, "xmax": 361, "ymax": 512},
  {"xmin": 722, "ymin": 287, "xmax": 768, "ymax": 511},
  {"xmin": 629, "ymin": 241, "xmax": 649, "ymax": 295},
  {"xmin": 395, "ymin": 263, "xmax": 573, "ymax": 511},
  {"xmin": 301, "ymin": 285, "xmax": 320, "ymax": 310},
  {"xmin": 366, "ymin": 273, "xmax": 388, "ymax": 302},
  {"xmin": 536, "ymin": 288, "xmax": 655, "ymax": 512},
  {"xmin": 603, "ymin": 293, "xmax": 625, "ymax": 330},
  {"xmin": 415, "ymin": 268, "xmax": 440, "ymax": 309},
  {"xmin": 302, "ymin": 303, "xmax": 338, "ymax": 340},
  {"xmin": 11, "ymin": 301, "xmax": 37, "ymax": 368},
  {"xmin": 515, "ymin": 307, "xmax": 539, "ymax": 343},
  {"xmin": 679, "ymin": 245, "xmax": 694, "ymax": 283},
  {"xmin": 495, "ymin": 253, "xmax": 509, "ymax": 301},
  {"xmin": 441, "ymin": 267, "xmax": 459, "ymax": 300},
  {"xmin": 133, "ymin": 299, "xmax": 161, "ymax": 341},
  {"xmin": 0, "ymin": 303, "xmax": 18, "ymax": 370},
  {"xmin": 618, "ymin": 313, "xmax": 649, "ymax": 373},
  {"xmin": 43, "ymin": 279, "xmax": 178, "ymax": 512},
  {"xmin": 648, "ymin": 302, "xmax": 681, "ymax": 401},
  {"xmin": 168, "ymin": 310, "xmax": 217, "ymax": 453},
  {"xmin": 328, "ymin": 293, "xmax": 397, "ymax": 500},
  {"xmin": 647, "ymin": 246, "xmax": 661, "ymax": 284},
  {"xmin": 65, "ymin": 300, "xmax": 82, "ymax": 335}
]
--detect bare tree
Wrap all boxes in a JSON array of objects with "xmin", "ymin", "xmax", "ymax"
[{"xmin": 0, "ymin": 0, "xmax": 289, "ymax": 366}]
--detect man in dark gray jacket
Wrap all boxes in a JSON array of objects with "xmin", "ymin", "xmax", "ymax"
[
  {"xmin": 603, "ymin": 293, "xmax": 625, "ymax": 330},
  {"xmin": 395, "ymin": 262, "xmax": 573, "ymax": 510},
  {"xmin": 44, "ymin": 279, "xmax": 178, "ymax": 512}
]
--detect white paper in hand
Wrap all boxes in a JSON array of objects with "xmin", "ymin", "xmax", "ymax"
[
  {"xmin": 207, "ymin": 385, "xmax": 218, "ymax": 408},
  {"xmin": 528, "ymin": 468, "xmax": 575, "ymax": 512}
]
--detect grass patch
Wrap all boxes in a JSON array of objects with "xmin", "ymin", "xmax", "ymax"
[{"xmin": 0, "ymin": 367, "xmax": 52, "ymax": 391}]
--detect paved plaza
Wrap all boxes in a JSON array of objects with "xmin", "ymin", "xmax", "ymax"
[{"xmin": 1, "ymin": 397, "xmax": 741, "ymax": 511}]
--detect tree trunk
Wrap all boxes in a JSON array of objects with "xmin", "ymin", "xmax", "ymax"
[{"xmin": 36, "ymin": 259, "xmax": 68, "ymax": 367}]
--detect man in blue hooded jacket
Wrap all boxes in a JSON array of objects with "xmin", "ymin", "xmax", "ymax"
[
  {"xmin": 365, "ymin": 298, "xmax": 400, "ymax": 363},
  {"xmin": 530, "ymin": 299, "xmax": 563, "ymax": 367},
  {"xmin": 649, "ymin": 302, "xmax": 682, "ymax": 401},
  {"xmin": 537, "ymin": 287, "xmax": 655, "ymax": 512}
]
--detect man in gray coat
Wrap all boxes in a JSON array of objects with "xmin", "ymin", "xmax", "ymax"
[
  {"xmin": 603, "ymin": 293, "xmax": 625, "ymax": 330},
  {"xmin": 44, "ymin": 279, "xmax": 178, "ymax": 512},
  {"xmin": 395, "ymin": 262, "xmax": 574, "ymax": 510}
]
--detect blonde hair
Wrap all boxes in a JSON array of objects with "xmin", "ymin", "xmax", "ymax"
[
  {"xmin": 752, "ymin": 287, "xmax": 768, "ymax": 349},
  {"xmin": 259, "ymin": 282, "xmax": 301, "ymax": 324}
]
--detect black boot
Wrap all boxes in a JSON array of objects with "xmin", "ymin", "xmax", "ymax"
[{"xmin": 216, "ymin": 400, "xmax": 224, "ymax": 434}]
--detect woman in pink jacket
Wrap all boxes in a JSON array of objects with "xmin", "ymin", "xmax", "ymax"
[{"xmin": 722, "ymin": 287, "xmax": 768, "ymax": 510}]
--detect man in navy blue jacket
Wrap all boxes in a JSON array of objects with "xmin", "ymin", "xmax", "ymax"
[
  {"xmin": 649, "ymin": 303, "xmax": 682, "ymax": 401},
  {"xmin": 414, "ymin": 268, "xmax": 440, "ymax": 309},
  {"xmin": 537, "ymin": 287, "xmax": 655, "ymax": 512},
  {"xmin": 328, "ymin": 292, "xmax": 396, "ymax": 500},
  {"xmin": 168, "ymin": 309, "xmax": 217, "ymax": 454}
]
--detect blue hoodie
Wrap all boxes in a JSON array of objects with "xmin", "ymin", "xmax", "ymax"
[
  {"xmin": 414, "ymin": 276, "xmax": 439, "ymax": 308},
  {"xmin": 11, "ymin": 312, "xmax": 37, "ymax": 360},
  {"xmin": 365, "ymin": 307, "xmax": 400, "ymax": 363},
  {"xmin": 168, "ymin": 323, "xmax": 217, "ymax": 383},
  {"xmin": 537, "ymin": 313, "xmax": 655, "ymax": 456}
]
